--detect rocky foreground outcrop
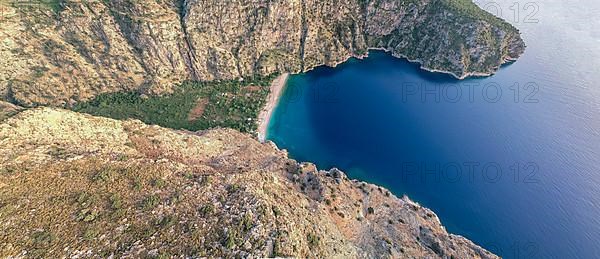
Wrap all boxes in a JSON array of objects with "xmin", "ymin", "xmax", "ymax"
[
  {"xmin": 0, "ymin": 0, "xmax": 525, "ymax": 106},
  {"xmin": 0, "ymin": 108, "xmax": 497, "ymax": 258}
]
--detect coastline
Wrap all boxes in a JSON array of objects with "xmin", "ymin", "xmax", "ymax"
[
  {"xmin": 299, "ymin": 47, "xmax": 521, "ymax": 80},
  {"xmin": 0, "ymin": 107, "xmax": 499, "ymax": 258},
  {"xmin": 260, "ymin": 62, "xmax": 500, "ymax": 257},
  {"xmin": 257, "ymin": 73, "xmax": 289, "ymax": 142},
  {"xmin": 256, "ymin": 48, "xmax": 521, "ymax": 142},
  {"xmin": 255, "ymin": 48, "xmax": 516, "ymax": 142}
]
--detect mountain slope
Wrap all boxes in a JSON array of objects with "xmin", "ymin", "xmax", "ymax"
[
  {"xmin": 0, "ymin": 108, "xmax": 497, "ymax": 258},
  {"xmin": 0, "ymin": 0, "xmax": 524, "ymax": 106}
]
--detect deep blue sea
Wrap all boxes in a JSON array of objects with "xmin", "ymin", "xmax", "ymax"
[{"xmin": 266, "ymin": 1, "xmax": 600, "ymax": 258}]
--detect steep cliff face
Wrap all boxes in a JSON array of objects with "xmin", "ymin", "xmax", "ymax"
[
  {"xmin": 0, "ymin": 108, "xmax": 498, "ymax": 258},
  {"xmin": 0, "ymin": 0, "xmax": 525, "ymax": 106}
]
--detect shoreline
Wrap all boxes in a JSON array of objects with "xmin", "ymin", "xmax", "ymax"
[
  {"xmin": 254, "ymin": 63, "xmax": 500, "ymax": 257},
  {"xmin": 298, "ymin": 47, "xmax": 520, "ymax": 80},
  {"xmin": 255, "ymin": 48, "xmax": 520, "ymax": 142},
  {"xmin": 257, "ymin": 73, "xmax": 289, "ymax": 142}
]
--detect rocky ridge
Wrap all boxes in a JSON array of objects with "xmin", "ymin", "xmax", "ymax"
[
  {"xmin": 0, "ymin": 108, "xmax": 498, "ymax": 258},
  {"xmin": 0, "ymin": 0, "xmax": 525, "ymax": 106},
  {"xmin": 0, "ymin": 1, "xmax": 524, "ymax": 257}
]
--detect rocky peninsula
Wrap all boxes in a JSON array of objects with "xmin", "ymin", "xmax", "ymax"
[
  {"xmin": 0, "ymin": 0, "xmax": 526, "ymax": 257},
  {"xmin": 0, "ymin": 108, "xmax": 499, "ymax": 258}
]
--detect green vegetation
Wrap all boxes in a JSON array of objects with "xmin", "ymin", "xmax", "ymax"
[
  {"xmin": 142, "ymin": 195, "xmax": 160, "ymax": 210},
  {"xmin": 9, "ymin": 0, "xmax": 64, "ymax": 16},
  {"xmin": 152, "ymin": 178, "xmax": 166, "ymax": 188},
  {"xmin": 199, "ymin": 204, "xmax": 215, "ymax": 217},
  {"xmin": 76, "ymin": 208, "xmax": 99, "ymax": 222},
  {"xmin": 223, "ymin": 229, "xmax": 237, "ymax": 249},
  {"xmin": 40, "ymin": 0, "xmax": 64, "ymax": 14},
  {"xmin": 73, "ymin": 75, "xmax": 278, "ymax": 133},
  {"xmin": 240, "ymin": 213, "xmax": 254, "ymax": 232},
  {"xmin": 157, "ymin": 215, "xmax": 176, "ymax": 228},
  {"xmin": 92, "ymin": 167, "xmax": 115, "ymax": 183},
  {"xmin": 307, "ymin": 233, "xmax": 320, "ymax": 247},
  {"xmin": 31, "ymin": 230, "xmax": 54, "ymax": 247},
  {"xmin": 109, "ymin": 193, "xmax": 122, "ymax": 210},
  {"xmin": 83, "ymin": 227, "xmax": 99, "ymax": 240}
]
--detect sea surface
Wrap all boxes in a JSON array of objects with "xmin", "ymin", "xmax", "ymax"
[{"xmin": 266, "ymin": 1, "xmax": 600, "ymax": 258}]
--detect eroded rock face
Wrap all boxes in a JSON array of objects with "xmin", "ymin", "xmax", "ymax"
[
  {"xmin": 0, "ymin": 0, "xmax": 524, "ymax": 106},
  {"xmin": 0, "ymin": 108, "xmax": 498, "ymax": 258}
]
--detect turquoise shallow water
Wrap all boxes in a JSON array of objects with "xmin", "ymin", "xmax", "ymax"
[{"xmin": 267, "ymin": 1, "xmax": 600, "ymax": 258}]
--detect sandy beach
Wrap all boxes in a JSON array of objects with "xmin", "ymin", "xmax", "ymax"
[{"xmin": 257, "ymin": 73, "xmax": 289, "ymax": 142}]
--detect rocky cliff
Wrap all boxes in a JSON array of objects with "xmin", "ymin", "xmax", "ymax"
[
  {"xmin": 0, "ymin": 108, "xmax": 498, "ymax": 258},
  {"xmin": 0, "ymin": 1, "xmax": 522, "ymax": 257},
  {"xmin": 0, "ymin": 0, "xmax": 525, "ymax": 106}
]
